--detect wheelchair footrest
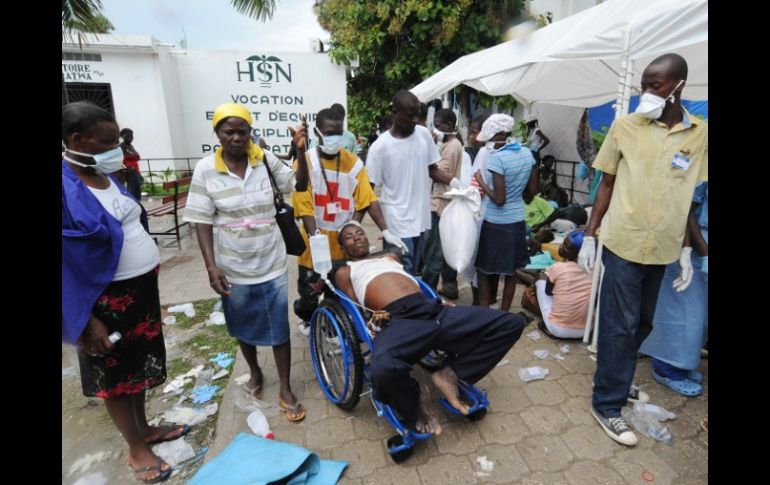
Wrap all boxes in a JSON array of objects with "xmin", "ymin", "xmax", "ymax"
[{"xmin": 438, "ymin": 380, "xmax": 489, "ymax": 416}]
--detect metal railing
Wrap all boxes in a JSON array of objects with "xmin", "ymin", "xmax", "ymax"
[
  {"xmin": 138, "ymin": 158, "xmax": 198, "ymax": 195},
  {"xmin": 549, "ymin": 159, "xmax": 591, "ymax": 204}
]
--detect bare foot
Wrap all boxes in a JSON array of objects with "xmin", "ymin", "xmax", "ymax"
[
  {"xmin": 431, "ymin": 366, "xmax": 470, "ymax": 415},
  {"xmin": 247, "ymin": 368, "xmax": 263, "ymax": 397},
  {"xmin": 415, "ymin": 383, "xmax": 442, "ymax": 435}
]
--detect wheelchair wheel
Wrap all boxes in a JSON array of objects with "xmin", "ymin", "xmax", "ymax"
[
  {"xmin": 310, "ymin": 299, "xmax": 364, "ymax": 411},
  {"xmin": 386, "ymin": 435, "xmax": 414, "ymax": 463}
]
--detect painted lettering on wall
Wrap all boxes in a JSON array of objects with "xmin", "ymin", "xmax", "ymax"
[
  {"xmin": 62, "ymin": 63, "xmax": 104, "ymax": 81},
  {"xmin": 236, "ymin": 55, "xmax": 293, "ymax": 87}
]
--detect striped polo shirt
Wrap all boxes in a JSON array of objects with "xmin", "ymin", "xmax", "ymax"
[{"xmin": 184, "ymin": 150, "xmax": 295, "ymax": 284}]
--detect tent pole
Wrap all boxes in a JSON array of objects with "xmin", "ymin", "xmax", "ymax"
[{"xmin": 613, "ymin": 29, "xmax": 632, "ymax": 120}]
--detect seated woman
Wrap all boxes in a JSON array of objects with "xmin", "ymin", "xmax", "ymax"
[
  {"xmin": 534, "ymin": 231, "xmax": 593, "ymax": 339},
  {"xmin": 332, "ymin": 221, "xmax": 524, "ymax": 435}
]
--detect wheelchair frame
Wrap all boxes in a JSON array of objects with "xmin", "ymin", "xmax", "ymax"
[{"xmin": 309, "ymin": 278, "xmax": 490, "ymax": 462}]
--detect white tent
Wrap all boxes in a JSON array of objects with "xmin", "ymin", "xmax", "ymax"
[{"xmin": 411, "ymin": 0, "xmax": 707, "ymax": 114}]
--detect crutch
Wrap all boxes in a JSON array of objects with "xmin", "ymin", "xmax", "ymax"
[{"xmin": 583, "ymin": 240, "xmax": 604, "ymax": 350}]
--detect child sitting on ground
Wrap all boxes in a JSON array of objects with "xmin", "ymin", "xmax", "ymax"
[{"xmin": 534, "ymin": 230, "xmax": 592, "ymax": 339}]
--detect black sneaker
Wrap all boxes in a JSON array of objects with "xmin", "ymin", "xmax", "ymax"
[{"xmin": 591, "ymin": 407, "xmax": 638, "ymax": 446}]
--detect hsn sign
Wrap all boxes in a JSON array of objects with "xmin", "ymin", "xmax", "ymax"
[{"xmin": 237, "ymin": 55, "xmax": 292, "ymax": 87}]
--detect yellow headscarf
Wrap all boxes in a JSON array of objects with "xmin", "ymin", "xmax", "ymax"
[{"xmin": 211, "ymin": 103, "xmax": 264, "ymax": 165}]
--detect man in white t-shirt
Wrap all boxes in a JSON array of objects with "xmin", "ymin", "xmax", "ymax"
[{"xmin": 366, "ymin": 90, "xmax": 461, "ymax": 275}]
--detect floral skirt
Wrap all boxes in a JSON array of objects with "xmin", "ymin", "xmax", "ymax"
[{"xmin": 78, "ymin": 267, "xmax": 166, "ymax": 399}]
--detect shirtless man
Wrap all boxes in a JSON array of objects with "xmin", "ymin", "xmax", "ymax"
[{"xmin": 333, "ymin": 221, "xmax": 524, "ymax": 433}]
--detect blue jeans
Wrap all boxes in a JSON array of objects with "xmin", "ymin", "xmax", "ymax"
[
  {"xmin": 384, "ymin": 232, "xmax": 425, "ymax": 275},
  {"xmin": 592, "ymin": 248, "xmax": 665, "ymax": 417},
  {"xmin": 422, "ymin": 212, "xmax": 457, "ymax": 291}
]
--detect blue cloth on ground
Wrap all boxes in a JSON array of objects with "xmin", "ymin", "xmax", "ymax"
[
  {"xmin": 525, "ymin": 251, "xmax": 556, "ymax": 270},
  {"xmin": 190, "ymin": 433, "xmax": 348, "ymax": 484}
]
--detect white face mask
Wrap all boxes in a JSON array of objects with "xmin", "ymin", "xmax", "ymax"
[
  {"xmin": 635, "ymin": 79, "xmax": 684, "ymax": 119},
  {"xmin": 314, "ymin": 127, "xmax": 343, "ymax": 156},
  {"xmin": 432, "ymin": 127, "xmax": 456, "ymax": 138},
  {"xmin": 63, "ymin": 146, "xmax": 125, "ymax": 173}
]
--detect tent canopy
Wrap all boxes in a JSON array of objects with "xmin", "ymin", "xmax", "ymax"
[{"xmin": 411, "ymin": 0, "xmax": 707, "ymax": 108}]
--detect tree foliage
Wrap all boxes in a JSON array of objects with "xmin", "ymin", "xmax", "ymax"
[{"xmin": 317, "ymin": 0, "xmax": 525, "ymax": 135}]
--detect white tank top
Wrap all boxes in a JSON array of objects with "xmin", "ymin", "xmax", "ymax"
[{"xmin": 346, "ymin": 257, "xmax": 417, "ymax": 304}]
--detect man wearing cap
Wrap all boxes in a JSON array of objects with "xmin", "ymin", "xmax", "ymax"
[
  {"xmin": 332, "ymin": 220, "xmax": 524, "ymax": 434},
  {"xmin": 184, "ymin": 103, "xmax": 310, "ymax": 421},
  {"xmin": 578, "ymin": 53, "xmax": 708, "ymax": 446}
]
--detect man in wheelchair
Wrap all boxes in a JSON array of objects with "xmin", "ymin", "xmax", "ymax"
[{"xmin": 332, "ymin": 221, "xmax": 524, "ymax": 434}]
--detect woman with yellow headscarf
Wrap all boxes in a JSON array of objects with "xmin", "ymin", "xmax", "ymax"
[{"xmin": 184, "ymin": 103, "xmax": 310, "ymax": 422}]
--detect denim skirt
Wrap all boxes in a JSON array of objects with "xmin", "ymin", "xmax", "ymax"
[
  {"xmin": 475, "ymin": 220, "xmax": 529, "ymax": 276},
  {"xmin": 222, "ymin": 272, "xmax": 290, "ymax": 346}
]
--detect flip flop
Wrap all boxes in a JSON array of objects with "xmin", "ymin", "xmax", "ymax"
[
  {"xmin": 652, "ymin": 370, "xmax": 702, "ymax": 397},
  {"xmin": 279, "ymin": 399, "xmax": 306, "ymax": 422},
  {"xmin": 146, "ymin": 424, "xmax": 191, "ymax": 445},
  {"xmin": 131, "ymin": 457, "xmax": 172, "ymax": 484}
]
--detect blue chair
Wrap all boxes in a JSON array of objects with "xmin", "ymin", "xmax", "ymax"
[{"xmin": 309, "ymin": 278, "xmax": 489, "ymax": 463}]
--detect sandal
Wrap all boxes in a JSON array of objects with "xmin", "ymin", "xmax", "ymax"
[
  {"xmin": 131, "ymin": 457, "xmax": 172, "ymax": 484},
  {"xmin": 145, "ymin": 424, "xmax": 191, "ymax": 445},
  {"xmin": 652, "ymin": 370, "xmax": 703, "ymax": 397},
  {"xmin": 279, "ymin": 398, "xmax": 307, "ymax": 422},
  {"xmin": 687, "ymin": 369, "xmax": 704, "ymax": 384}
]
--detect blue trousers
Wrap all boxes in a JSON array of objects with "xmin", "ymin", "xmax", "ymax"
[
  {"xmin": 592, "ymin": 248, "xmax": 665, "ymax": 418},
  {"xmin": 369, "ymin": 293, "xmax": 523, "ymax": 428},
  {"xmin": 383, "ymin": 232, "xmax": 425, "ymax": 275}
]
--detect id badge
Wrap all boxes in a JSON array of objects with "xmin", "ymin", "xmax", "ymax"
[
  {"xmin": 326, "ymin": 201, "xmax": 342, "ymax": 214},
  {"xmin": 672, "ymin": 153, "xmax": 691, "ymax": 171}
]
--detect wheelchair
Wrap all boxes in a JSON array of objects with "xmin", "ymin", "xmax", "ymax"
[{"xmin": 309, "ymin": 276, "xmax": 490, "ymax": 463}]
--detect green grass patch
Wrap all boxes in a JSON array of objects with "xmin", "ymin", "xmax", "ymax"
[
  {"xmin": 184, "ymin": 324, "xmax": 238, "ymax": 360},
  {"xmin": 172, "ymin": 298, "xmax": 221, "ymax": 329}
]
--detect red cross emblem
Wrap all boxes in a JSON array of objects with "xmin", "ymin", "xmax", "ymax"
[{"xmin": 314, "ymin": 181, "xmax": 351, "ymax": 221}]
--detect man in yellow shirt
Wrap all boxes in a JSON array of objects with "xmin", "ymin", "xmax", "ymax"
[
  {"xmin": 292, "ymin": 108, "xmax": 405, "ymax": 335},
  {"xmin": 578, "ymin": 53, "xmax": 707, "ymax": 447}
]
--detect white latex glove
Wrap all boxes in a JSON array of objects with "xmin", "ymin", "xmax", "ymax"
[
  {"xmin": 449, "ymin": 177, "xmax": 463, "ymax": 190},
  {"xmin": 577, "ymin": 236, "xmax": 596, "ymax": 274},
  {"xmin": 672, "ymin": 247, "xmax": 693, "ymax": 292},
  {"xmin": 382, "ymin": 229, "xmax": 409, "ymax": 254}
]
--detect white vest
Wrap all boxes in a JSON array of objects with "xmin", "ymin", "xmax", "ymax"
[{"xmin": 308, "ymin": 150, "xmax": 363, "ymax": 231}]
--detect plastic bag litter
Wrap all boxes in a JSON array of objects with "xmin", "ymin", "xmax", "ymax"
[
  {"xmin": 195, "ymin": 369, "xmax": 215, "ymax": 388},
  {"xmin": 439, "ymin": 186, "xmax": 482, "ymax": 274},
  {"xmin": 163, "ymin": 376, "xmax": 192, "ymax": 395},
  {"xmin": 474, "ymin": 455, "xmax": 494, "ymax": 477},
  {"xmin": 163, "ymin": 316, "xmax": 176, "ymax": 325},
  {"xmin": 62, "ymin": 366, "xmax": 78, "ymax": 380},
  {"xmin": 167, "ymin": 303, "xmax": 196, "ymax": 318},
  {"xmin": 621, "ymin": 405, "xmax": 673, "ymax": 445},
  {"xmin": 162, "ymin": 403, "xmax": 218, "ymax": 426},
  {"xmin": 213, "ymin": 300, "xmax": 223, "ymax": 312},
  {"xmin": 152, "ymin": 437, "xmax": 195, "ymax": 466},
  {"xmin": 233, "ymin": 389, "xmax": 279, "ymax": 417},
  {"xmin": 526, "ymin": 330, "xmax": 542, "ymax": 341},
  {"xmin": 495, "ymin": 359, "xmax": 510, "ymax": 367},
  {"xmin": 234, "ymin": 373, "xmax": 252, "ymax": 385},
  {"xmin": 560, "ymin": 344, "xmax": 570, "ymax": 354},
  {"xmin": 551, "ymin": 353, "xmax": 565, "ymax": 361},
  {"xmin": 205, "ymin": 311, "xmax": 226, "ymax": 326},
  {"xmin": 518, "ymin": 366, "xmax": 549, "ymax": 382},
  {"xmin": 72, "ymin": 472, "xmax": 108, "ymax": 485},
  {"xmin": 634, "ymin": 402, "xmax": 676, "ymax": 421},
  {"xmin": 212, "ymin": 369, "xmax": 229, "ymax": 381},
  {"xmin": 533, "ymin": 350, "xmax": 549, "ymax": 359}
]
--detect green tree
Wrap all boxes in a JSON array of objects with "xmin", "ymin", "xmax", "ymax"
[{"xmin": 317, "ymin": 0, "xmax": 525, "ymax": 135}]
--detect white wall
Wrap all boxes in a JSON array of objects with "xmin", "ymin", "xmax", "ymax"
[
  {"xmin": 63, "ymin": 36, "xmax": 348, "ymax": 178},
  {"xmin": 173, "ymin": 49, "xmax": 347, "ymax": 160}
]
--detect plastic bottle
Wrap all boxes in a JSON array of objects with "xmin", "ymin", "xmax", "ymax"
[
  {"xmin": 309, "ymin": 231, "xmax": 332, "ymax": 277},
  {"xmin": 621, "ymin": 407, "xmax": 673, "ymax": 445},
  {"xmin": 247, "ymin": 409, "xmax": 274, "ymax": 439},
  {"xmin": 518, "ymin": 366, "xmax": 549, "ymax": 382},
  {"xmin": 633, "ymin": 402, "xmax": 676, "ymax": 421}
]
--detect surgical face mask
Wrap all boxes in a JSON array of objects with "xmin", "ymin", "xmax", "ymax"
[
  {"xmin": 433, "ymin": 127, "xmax": 456, "ymax": 138},
  {"xmin": 635, "ymin": 79, "xmax": 684, "ymax": 119},
  {"xmin": 63, "ymin": 146, "xmax": 124, "ymax": 173},
  {"xmin": 315, "ymin": 127, "xmax": 343, "ymax": 155}
]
